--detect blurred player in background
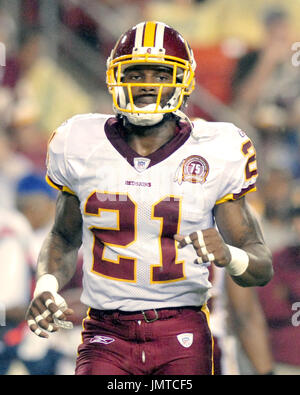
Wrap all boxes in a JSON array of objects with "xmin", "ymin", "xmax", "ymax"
[
  {"xmin": 210, "ymin": 267, "xmax": 274, "ymax": 375},
  {"xmin": 25, "ymin": 21, "xmax": 273, "ymax": 375},
  {"xmin": 258, "ymin": 203, "xmax": 300, "ymax": 375},
  {"xmin": 0, "ymin": 207, "xmax": 32, "ymax": 374},
  {"xmin": 16, "ymin": 173, "xmax": 85, "ymax": 374}
]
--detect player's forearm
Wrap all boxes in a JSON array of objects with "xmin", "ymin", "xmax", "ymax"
[
  {"xmin": 215, "ymin": 198, "xmax": 273, "ymax": 287},
  {"xmin": 36, "ymin": 230, "xmax": 81, "ymax": 291},
  {"xmin": 36, "ymin": 191, "xmax": 83, "ymax": 290}
]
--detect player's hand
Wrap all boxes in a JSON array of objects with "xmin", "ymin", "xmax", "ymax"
[
  {"xmin": 174, "ymin": 228, "xmax": 232, "ymax": 267},
  {"xmin": 25, "ymin": 291, "xmax": 74, "ymax": 338}
]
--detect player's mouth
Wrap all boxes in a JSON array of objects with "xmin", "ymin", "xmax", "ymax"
[{"xmin": 133, "ymin": 94, "xmax": 157, "ymax": 107}]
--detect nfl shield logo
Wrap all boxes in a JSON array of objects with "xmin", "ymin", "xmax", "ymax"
[
  {"xmin": 134, "ymin": 157, "xmax": 151, "ymax": 172},
  {"xmin": 177, "ymin": 333, "xmax": 193, "ymax": 348}
]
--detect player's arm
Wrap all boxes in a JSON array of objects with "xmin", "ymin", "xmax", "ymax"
[
  {"xmin": 175, "ymin": 197, "xmax": 273, "ymax": 287},
  {"xmin": 25, "ymin": 191, "xmax": 82, "ymax": 338},
  {"xmin": 226, "ymin": 274, "xmax": 274, "ymax": 374},
  {"xmin": 36, "ymin": 191, "xmax": 82, "ymax": 287},
  {"xmin": 212, "ymin": 197, "xmax": 273, "ymax": 287}
]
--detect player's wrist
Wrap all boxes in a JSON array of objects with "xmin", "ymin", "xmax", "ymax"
[
  {"xmin": 225, "ymin": 245, "xmax": 249, "ymax": 276},
  {"xmin": 33, "ymin": 274, "xmax": 59, "ymax": 298}
]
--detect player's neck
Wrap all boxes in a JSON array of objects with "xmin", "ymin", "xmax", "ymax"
[{"xmin": 123, "ymin": 117, "xmax": 178, "ymax": 157}]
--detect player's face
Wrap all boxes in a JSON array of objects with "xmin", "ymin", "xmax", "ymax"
[{"xmin": 123, "ymin": 65, "xmax": 175, "ymax": 108}]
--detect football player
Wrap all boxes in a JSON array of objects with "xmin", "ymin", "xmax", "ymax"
[{"xmin": 25, "ymin": 21, "xmax": 273, "ymax": 375}]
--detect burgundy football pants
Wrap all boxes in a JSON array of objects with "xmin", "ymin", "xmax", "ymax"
[{"xmin": 75, "ymin": 306, "xmax": 214, "ymax": 375}]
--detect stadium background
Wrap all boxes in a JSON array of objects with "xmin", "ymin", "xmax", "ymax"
[{"xmin": 1, "ymin": 0, "xmax": 300, "ymax": 375}]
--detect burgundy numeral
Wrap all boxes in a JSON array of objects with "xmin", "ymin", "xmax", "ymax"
[
  {"xmin": 151, "ymin": 196, "xmax": 185, "ymax": 283},
  {"xmin": 85, "ymin": 192, "xmax": 137, "ymax": 282},
  {"xmin": 242, "ymin": 140, "xmax": 258, "ymax": 180},
  {"xmin": 84, "ymin": 192, "xmax": 184, "ymax": 283}
]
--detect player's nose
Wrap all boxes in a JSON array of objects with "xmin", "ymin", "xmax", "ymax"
[
  {"xmin": 140, "ymin": 79, "xmax": 157, "ymax": 92},
  {"xmin": 140, "ymin": 71, "xmax": 158, "ymax": 88}
]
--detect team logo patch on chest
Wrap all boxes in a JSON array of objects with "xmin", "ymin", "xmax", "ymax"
[
  {"xmin": 174, "ymin": 155, "xmax": 209, "ymax": 185},
  {"xmin": 177, "ymin": 333, "xmax": 194, "ymax": 348}
]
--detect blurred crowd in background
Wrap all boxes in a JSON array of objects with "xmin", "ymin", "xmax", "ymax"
[{"xmin": 1, "ymin": 0, "xmax": 300, "ymax": 375}]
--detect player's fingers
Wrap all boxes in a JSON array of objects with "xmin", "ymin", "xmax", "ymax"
[
  {"xmin": 43, "ymin": 309, "xmax": 54, "ymax": 323},
  {"xmin": 174, "ymin": 233, "xmax": 201, "ymax": 249},
  {"xmin": 175, "ymin": 231, "xmax": 214, "ymax": 265},
  {"xmin": 195, "ymin": 256, "xmax": 203, "ymax": 265},
  {"xmin": 53, "ymin": 307, "xmax": 74, "ymax": 329},
  {"xmin": 184, "ymin": 230, "xmax": 216, "ymax": 264},
  {"xmin": 179, "ymin": 231, "xmax": 208, "ymax": 258},
  {"xmin": 32, "ymin": 296, "xmax": 54, "ymax": 323},
  {"xmin": 62, "ymin": 308, "xmax": 75, "ymax": 317},
  {"xmin": 175, "ymin": 232, "xmax": 207, "ymax": 255},
  {"xmin": 200, "ymin": 244, "xmax": 209, "ymax": 256},
  {"xmin": 206, "ymin": 252, "xmax": 215, "ymax": 262},
  {"xmin": 30, "ymin": 305, "xmax": 58, "ymax": 333},
  {"xmin": 181, "ymin": 231, "xmax": 204, "ymax": 248},
  {"xmin": 27, "ymin": 314, "xmax": 49, "ymax": 338},
  {"xmin": 201, "ymin": 229, "xmax": 230, "ymax": 265},
  {"xmin": 198, "ymin": 246, "xmax": 216, "ymax": 263},
  {"xmin": 194, "ymin": 256, "xmax": 212, "ymax": 267},
  {"xmin": 40, "ymin": 292, "xmax": 74, "ymax": 327},
  {"xmin": 174, "ymin": 234, "xmax": 189, "ymax": 248},
  {"xmin": 196, "ymin": 231, "xmax": 206, "ymax": 247},
  {"xmin": 193, "ymin": 231, "xmax": 216, "ymax": 261},
  {"xmin": 30, "ymin": 291, "xmax": 60, "ymax": 324},
  {"xmin": 194, "ymin": 249, "xmax": 215, "ymax": 262},
  {"xmin": 40, "ymin": 292, "xmax": 67, "ymax": 319},
  {"xmin": 42, "ymin": 309, "xmax": 51, "ymax": 319}
]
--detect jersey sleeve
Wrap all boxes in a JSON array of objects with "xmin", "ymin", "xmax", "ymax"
[
  {"xmin": 46, "ymin": 119, "xmax": 76, "ymax": 195},
  {"xmin": 215, "ymin": 127, "xmax": 258, "ymax": 205}
]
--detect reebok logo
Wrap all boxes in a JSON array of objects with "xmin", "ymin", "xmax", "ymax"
[{"xmin": 89, "ymin": 335, "xmax": 115, "ymax": 345}]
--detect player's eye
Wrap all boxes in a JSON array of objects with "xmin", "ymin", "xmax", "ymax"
[
  {"xmin": 156, "ymin": 73, "xmax": 172, "ymax": 82},
  {"xmin": 124, "ymin": 73, "xmax": 142, "ymax": 81},
  {"xmin": 131, "ymin": 75, "xmax": 141, "ymax": 80}
]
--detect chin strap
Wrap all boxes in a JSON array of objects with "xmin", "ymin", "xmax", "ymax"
[
  {"xmin": 114, "ymin": 102, "xmax": 193, "ymax": 128},
  {"xmin": 172, "ymin": 108, "xmax": 193, "ymax": 129},
  {"xmin": 123, "ymin": 103, "xmax": 164, "ymax": 126}
]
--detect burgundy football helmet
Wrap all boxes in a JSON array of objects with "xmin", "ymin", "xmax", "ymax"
[{"xmin": 106, "ymin": 21, "xmax": 196, "ymax": 125}]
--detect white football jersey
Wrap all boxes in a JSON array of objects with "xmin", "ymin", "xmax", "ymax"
[{"xmin": 46, "ymin": 114, "xmax": 258, "ymax": 311}]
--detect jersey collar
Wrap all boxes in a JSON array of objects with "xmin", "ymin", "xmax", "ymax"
[{"xmin": 104, "ymin": 117, "xmax": 191, "ymax": 170}]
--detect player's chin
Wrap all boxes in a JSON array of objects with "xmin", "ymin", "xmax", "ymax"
[{"xmin": 134, "ymin": 99, "xmax": 157, "ymax": 107}]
